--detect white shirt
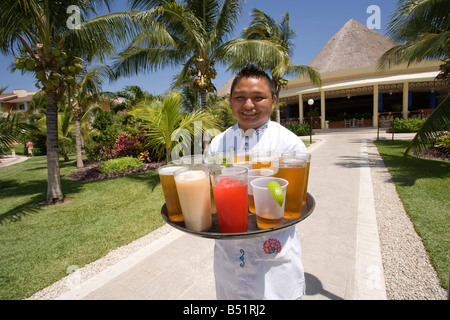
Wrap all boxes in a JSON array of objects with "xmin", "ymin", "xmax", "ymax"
[{"xmin": 208, "ymin": 120, "xmax": 306, "ymax": 300}]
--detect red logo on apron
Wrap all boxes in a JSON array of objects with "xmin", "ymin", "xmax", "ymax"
[{"xmin": 263, "ymin": 239, "xmax": 282, "ymax": 254}]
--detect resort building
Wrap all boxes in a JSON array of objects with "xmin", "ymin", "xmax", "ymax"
[
  {"xmin": 0, "ymin": 89, "xmax": 39, "ymax": 113},
  {"xmin": 0, "ymin": 89, "xmax": 125, "ymax": 113},
  {"xmin": 278, "ymin": 19, "xmax": 447, "ymax": 129}
]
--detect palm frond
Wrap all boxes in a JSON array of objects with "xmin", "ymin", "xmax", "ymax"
[
  {"xmin": 283, "ymin": 64, "xmax": 322, "ymax": 87},
  {"xmin": 405, "ymin": 96, "xmax": 450, "ymax": 156},
  {"xmin": 218, "ymin": 38, "xmax": 287, "ymax": 70}
]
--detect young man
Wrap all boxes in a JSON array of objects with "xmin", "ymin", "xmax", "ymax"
[{"xmin": 208, "ymin": 64, "xmax": 307, "ymax": 299}]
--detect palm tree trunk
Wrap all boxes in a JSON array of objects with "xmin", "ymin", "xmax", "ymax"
[
  {"xmin": 73, "ymin": 105, "xmax": 84, "ymax": 169},
  {"xmin": 275, "ymin": 89, "xmax": 281, "ymax": 123},
  {"xmin": 45, "ymin": 90, "xmax": 64, "ymax": 204},
  {"xmin": 200, "ymin": 88, "xmax": 207, "ymax": 110}
]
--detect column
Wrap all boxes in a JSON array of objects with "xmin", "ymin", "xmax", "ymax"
[
  {"xmin": 429, "ymin": 90, "xmax": 436, "ymax": 109},
  {"xmin": 402, "ymin": 82, "xmax": 409, "ymax": 119},
  {"xmin": 298, "ymin": 93, "xmax": 304, "ymax": 124},
  {"xmin": 320, "ymin": 90, "xmax": 326, "ymax": 129},
  {"xmin": 373, "ymin": 84, "xmax": 379, "ymax": 128}
]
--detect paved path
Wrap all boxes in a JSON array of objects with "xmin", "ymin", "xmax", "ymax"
[
  {"xmin": 52, "ymin": 129, "xmax": 405, "ymax": 300},
  {"xmin": 0, "ymin": 155, "xmax": 28, "ymax": 167}
]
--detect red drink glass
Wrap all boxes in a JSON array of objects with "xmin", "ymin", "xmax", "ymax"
[{"xmin": 211, "ymin": 167, "xmax": 248, "ymax": 233}]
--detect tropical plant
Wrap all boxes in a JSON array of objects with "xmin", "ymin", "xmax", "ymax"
[
  {"xmin": 113, "ymin": 0, "xmax": 245, "ymax": 110},
  {"xmin": 128, "ymin": 91, "xmax": 220, "ymax": 162},
  {"xmin": 226, "ymin": 9, "xmax": 322, "ymax": 122},
  {"xmin": 0, "ymin": 0, "xmax": 138, "ymax": 204},
  {"xmin": 206, "ymin": 93, "xmax": 236, "ymax": 128},
  {"xmin": 71, "ymin": 64, "xmax": 113, "ymax": 168},
  {"xmin": 99, "ymin": 156, "xmax": 145, "ymax": 174},
  {"xmin": 0, "ymin": 111, "xmax": 34, "ymax": 153},
  {"xmin": 113, "ymin": 85, "xmax": 155, "ymax": 113},
  {"xmin": 377, "ymin": 0, "xmax": 450, "ymax": 156},
  {"xmin": 405, "ymin": 97, "xmax": 450, "ymax": 156}
]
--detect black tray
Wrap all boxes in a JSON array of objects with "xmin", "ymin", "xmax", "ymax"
[{"xmin": 161, "ymin": 193, "xmax": 315, "ymax": 240}]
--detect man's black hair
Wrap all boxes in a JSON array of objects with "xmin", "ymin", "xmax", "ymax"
[{"xmin": 230, "ymin": 64, "xmax": 276, "ymax": 97}]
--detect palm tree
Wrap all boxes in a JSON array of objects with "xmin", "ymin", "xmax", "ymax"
[
  {"xmin": 71, "ymin": 64, "xmax": 113, "ymax": 168},
  {"xmin": 113, "ymin": 85, "xmax": 155, "ymax": 113},
  {"xmin": 378, "ymin": 0, "xmax": 450, "ymax": 156},
  {"xmin": 128, "ymin": 91, "xmax": 220, "ymax": 162},
  {"xmin": 113, "ymin": 0, "xmax": 245, "ymax": 110},
  {"xmin": 228, "ymin": 9, "xmax": 322, "ymax": 123},
  {"xmin": 0, "ymin": 0, "xmax": 136, "ymax": 204}
]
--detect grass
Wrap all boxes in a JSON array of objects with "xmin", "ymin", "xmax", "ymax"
[
  {"xmin": 374, "ymin": 140, "xmax": 450, "ymax": 290},
  {"xmin": 0, "ymin": 156, "xmax": 166, "ymax": 300}
]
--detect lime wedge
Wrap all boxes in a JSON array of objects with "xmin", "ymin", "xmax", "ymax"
[{"xmin": 267, "ymin": 181, "xmax": 284, "ymax": 207}]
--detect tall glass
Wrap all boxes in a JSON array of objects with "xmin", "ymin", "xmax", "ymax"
[
  {"xmin": 158, "ymin": 164, "xmax": 184, "ymax": 222},
  {"xmin": 247, "ymin": 169, "xmax": 273, "ymax": 214},
  {"xmin": 211, "ymin": 167, "xmax": 248, "ymax": 233},
  {"xmin": 251, "ymin": 177, "xmax": 288, "ymax": 229},
  {"xmin": 281, "ymin": 152, "xmax": 311, "ymax": 206},
  {"xmin": 205, "ymin": 152, "xmax": 228, "ymax": 167},
  {"xmin": 250, "ymin": 150, "xmax": 277, "ymax": 170},
  {"xmin": 233, "ymin": 161, "xmax": 252, "ymax": 170},
  {"xmin": 180, "ymin": 154, "xmax": 205, "ymax": 165},
  {"xmin": 174, "ymin": 165, "xmax": 212, "ymax": 232},
  {"xmin": 273, "ymin": 156, "xmax": 307, "ymax": 219},
  {"xmin": 231, "ymin": 150, "xmax": 250, "ymax": 166}
]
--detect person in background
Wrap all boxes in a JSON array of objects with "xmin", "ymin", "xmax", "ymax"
[{"xmin": 26, "ymin": 141, "xmax": 34, "ymax": 157}]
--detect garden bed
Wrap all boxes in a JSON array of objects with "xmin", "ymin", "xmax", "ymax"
[{"xmin": 69, "ymin": 160, "xmax": 165, "ymax": 181}]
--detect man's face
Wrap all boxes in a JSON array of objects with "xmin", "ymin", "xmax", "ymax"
[{"xmin": 230, "ymin": 77, "xmax": 276, "ymax": 131}]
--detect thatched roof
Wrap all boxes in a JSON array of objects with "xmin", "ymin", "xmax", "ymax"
[
  {"xmin": 308, "ymin": 19, "xmax": 397, "ymax": 74},
  {"xmin": 217, "ymin": 74, "xmax": 235, "ymax": 97},
  {"xmin": 217, "ymin": 19, "xmax": 397, "ymax": 95}
]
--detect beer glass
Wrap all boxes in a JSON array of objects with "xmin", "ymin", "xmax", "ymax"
[
  {"xmin": 158, "ymin": 164, "xmax": 184, "ymax": 222},
  {"xmin": 274, "ymin": 155, "xmax": 307, "ymax": 219},
  {"xmin": 250, "ymin": 150, "xmax": 277, "ymax": 170},
  {"xmin": 281, "ymin": 152, "xmax": 311, "ymax": 206}
]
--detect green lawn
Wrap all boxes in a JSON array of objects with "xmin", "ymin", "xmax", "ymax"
[
  {"xmin": 0, "ymin": 156, "xmax": 165, "ymax": 300},
  {"xmin": 374, "ymin": 140, "xmax": 450, "ymax": 290}
]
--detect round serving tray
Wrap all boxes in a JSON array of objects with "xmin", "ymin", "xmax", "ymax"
[{"xmin": 161, "ymin": 193, "xmax": 315, "ymax": 240}]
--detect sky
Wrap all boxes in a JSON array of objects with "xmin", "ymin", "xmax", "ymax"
[{"xmin": 0, "ymin": 0, "xmax": 399, "ymax": 96}]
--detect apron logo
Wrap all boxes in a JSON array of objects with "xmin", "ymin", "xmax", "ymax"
[
  {"xmin": 239, "ymin": 249, "xmax": 245, "ymax": 267},
  {"xmin": 263, "ymin": 239, "xmax": 282, "ymax": 254}
]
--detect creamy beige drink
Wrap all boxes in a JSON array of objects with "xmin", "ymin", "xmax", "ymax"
[{"xmin": 174, "ymin": 167, "xmax": 212, "ymax": 232}]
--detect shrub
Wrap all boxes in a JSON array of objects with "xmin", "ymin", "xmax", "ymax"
[
  {"xmin": 391, "ymin": 118, "xmax": 425, "ymax": 133},
  {"xmin": 99, "ymin": 157, "xmax": 145, "ymax": 174},
  {"xmin": 113, "ymin": 132, "xmax": 146, "ymax": 158},
  {"xmin": 433, "ymin": 132, "xmax": 450, "ymax": 155},
  {"xmin": 284, "ymin": 123, "xmax": 311, "ymax": 136}
]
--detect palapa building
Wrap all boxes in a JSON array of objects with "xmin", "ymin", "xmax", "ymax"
[
  {"xmin": 278, "ymin": 19, "xmax": 447, "ymax": 129},
  {"xmin": 218, "ymin": 19, "xmax": 447, "ymax": 129}
]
